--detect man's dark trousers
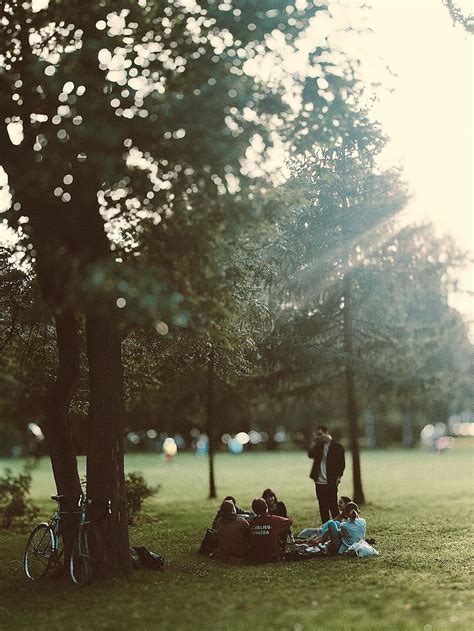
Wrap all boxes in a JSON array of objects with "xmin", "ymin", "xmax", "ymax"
[{"xmin": 315, "ymin": 483, "xmax": 339, "ymax": 523}]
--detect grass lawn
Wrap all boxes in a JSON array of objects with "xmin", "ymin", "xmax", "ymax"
[{"xmin": 0, "ymin": 442, "xmax": 473, "ymax": 630}]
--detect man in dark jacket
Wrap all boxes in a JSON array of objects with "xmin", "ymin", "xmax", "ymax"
[
  {"xmin": 308, "ymin": 425, "xmax": 345, "ymax": 523},
  {"xmin": 215, "ymin": 500, "xmax": 250, "ymax": 559}
]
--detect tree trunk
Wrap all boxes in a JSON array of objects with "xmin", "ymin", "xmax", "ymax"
[
  {"xmin": 207, "ymin": 346, "xmax": 217, "ymax": 499},
  {"xmin": 403, "ymin": 410, "xmax": 416, "ymax": 448},
  {"xmin": 363, "ymin": 409, "xmax": 377, "ymax": 449},
  {"xmin": 85, "ymin": 311, "xmax": 131, "ymax": 576},
  {"xmin": 343, "ymin": 277, "xmax": 365, "ymax": 505},
  {"xmin": 42, "ymin": 310, "xmax": 82, "ymax": 557}
]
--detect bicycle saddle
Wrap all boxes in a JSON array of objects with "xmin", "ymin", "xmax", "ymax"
[{"xmin": 51, "ymin": 494, "xmax": 66, "ymax": 502}]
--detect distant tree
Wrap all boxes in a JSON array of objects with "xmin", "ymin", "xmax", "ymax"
[
  {"xmin": 352, "ymin": 223, "xmax": 473, "ymax": 444},
  {"xmin": 253, "ymin": 136, "xmax": 408, "ymax": 502},
  {"xmin": 442, "ymin": 0, "xmax": 474, "ymax": 33}
]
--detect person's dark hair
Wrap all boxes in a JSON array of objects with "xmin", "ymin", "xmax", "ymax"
[
  {"xmin": 344, "ymin": 502, "xmax": 359, "ymax": 520},
  {"xmin": 220, "ymin": 500, "xmax": 235, "ymax": 516},
  {"xmin": 317, "ymin": 425, "xmax": 328, "ymax": 433},
  {"xmin": 223, "ymin": 496, "xmax": 236, "ymax": 505},
  {"xmin": 252, "ymin": 498, "xmax": 268, "ymax": 516},
  {"xmin": 339, "ymin": 496, "xmax": 352, "ymax": 505},
  {"xmin": 262, "ymin": 488, "xmax": 277, "ymax": 503}
]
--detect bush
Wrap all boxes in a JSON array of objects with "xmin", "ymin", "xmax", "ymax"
[
  {"xmin": 0, "ymin": 465, "xmax": 39, "ymax": 530},
  {"xmin": 125, "ymin": 472, "xmax": 159, "ymax": 525}
]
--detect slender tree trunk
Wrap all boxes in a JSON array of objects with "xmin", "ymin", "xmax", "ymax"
[
  {"xmin": 85, "ymin": 311, "xmax": 131, "ymax": 576},
  {"xmin": 342, "ymin": 277, "xmax": 365, "ymax": 505},
  {"xmin": 207, "ymin": 346, "xmax": 217, "ymax": 499},
  {"xmin": 363, "ymin": 409, "xmax": 377, "ymax": 449},
  {"xmin": 403, "ymin": 407, "xmax": 415, "ymax": 448},
  {"xmin": 303, "ymin": 393, "xmax": 314, "ymax": 445}
]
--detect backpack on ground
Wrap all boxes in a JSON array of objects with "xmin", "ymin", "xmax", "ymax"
[
  {"xmin": 198, "ymin": 528, "xmax": 218, "ymax": 556},
  {"xmin": 130, "ymin": 546, "xmax": 165, "ymax": 570}
]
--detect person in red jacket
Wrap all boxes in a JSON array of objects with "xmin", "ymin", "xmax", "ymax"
[{"xmin": 248, "ymin": 498, "xmax": 293, "ymax": 563}]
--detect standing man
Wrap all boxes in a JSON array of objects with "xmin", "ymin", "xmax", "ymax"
[{"xmin": 308, "ymin": 425, "xmax": 345, "ymax": 524}]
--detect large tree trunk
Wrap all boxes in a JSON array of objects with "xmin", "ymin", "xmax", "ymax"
[
  {"xmin": 207, "ymin": 346, "xmax": 217, "ymax": 499},
  {"xmin": 343, "ymin": 277, "xmax": 365, "ymax": 505},
  {"xmin": 85, "ymin": 311, "xmax": 131, "ymax": 576},
  {"xmin": 42, "ymin": 309, "xmax": 82, "ymax": 557}
]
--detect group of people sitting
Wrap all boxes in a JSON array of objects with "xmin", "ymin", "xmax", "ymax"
[
  {"xmin": 210, "ymin": 489, "xmax": 291, "ymax": 563},
  {"xmin": 203, "ymin": 488, "xmax": 370, "ymax": 563}
]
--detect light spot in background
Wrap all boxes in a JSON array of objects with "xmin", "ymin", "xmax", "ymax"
[
  {"xmin": 32, "ymin": 0, "xmax": 49, "ymax": 12},
  {"xmin": 155, "ymin": 321, "xmax": 169, "ymax": 336}
]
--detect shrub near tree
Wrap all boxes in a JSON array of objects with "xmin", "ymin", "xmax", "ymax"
[
  {"xmin": 0, "ymin": 465, "xmax": 39, "ymax": 530},
  {"xmin": 125, "ymin": 472, "xmax": 159, "ymax": 526}
]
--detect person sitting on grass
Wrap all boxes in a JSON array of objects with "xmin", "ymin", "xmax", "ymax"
[
  {"xmin": 248, "ymin": 498, "xmax": 293, "ymax": 563},
  {"xmin": 326, "ymin": 502, "xmax": 366, "ymax": 555},
  {"xmin": 262, "ymin": 488, "xmax": 294, "ymax": 545},
  {"xmin": 214, "ymin": 500, "xmax": 250, "ymax": 560},
  {"xmin": 262, "ymin": 488, "xmax": 288, "ymax": 517},
  {"xmin": 299, "ymin": 496, "xmax": 352, "ymax": 545},
  {"xmin": 212, "ymin": 496, "xmax": 248, "ymax": 529},
  {"xmin": 316, "ymin": 495, "xmax": 352, "ymax": 542}
]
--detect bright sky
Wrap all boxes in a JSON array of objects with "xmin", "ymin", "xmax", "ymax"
[
  {"xmin": 328, "ymin": 0, "xmax": 473, "ymax": 319},
  {"xmin": 349, "ymin": 0, "xmax": 472, "ymax": 253}
]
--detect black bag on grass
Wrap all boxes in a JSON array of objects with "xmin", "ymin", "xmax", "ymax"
[
  {"xmin": 198, "ymin": 528, "xmax": 218, "ymax": 555},
  {"xmin": 131, "ymin": 546, "xmax": 165, "ymax": 571}
]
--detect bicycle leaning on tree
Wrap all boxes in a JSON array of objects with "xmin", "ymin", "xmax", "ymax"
[{"xmin": 23, "ymin": 492, "xmax": 111, "ymax": 586}]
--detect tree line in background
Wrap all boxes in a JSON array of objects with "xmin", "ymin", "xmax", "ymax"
[{"xmin": 0, "ymin": 1, "xmax": 472, "ymax": 576}]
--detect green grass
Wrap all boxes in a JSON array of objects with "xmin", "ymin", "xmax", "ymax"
[{"xmin": 0, "ymin": 443, "xmax": 473, "ymax": 630}]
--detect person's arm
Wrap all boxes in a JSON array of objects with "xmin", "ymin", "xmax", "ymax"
[
  {"xmin": 308, "ymin": 442, "xmax": 318, "ymax": 458},
  {"xmin": 274, "ymin": 516, "xmax": 293, "ymax": 532},
  {"xmin": 340, "ymin": 444, "xmax": 346, "ymax": 476},
  {"xmin": 336, "ymin": 444, "xmax": 345, "ymax": 484},
  {"xmin": 212, "ymin": 509, "xmax": 221, "ymax": 529},
  {"xmin": 277, "ymin": 501, "xmax": 287, "ymax": 518}
]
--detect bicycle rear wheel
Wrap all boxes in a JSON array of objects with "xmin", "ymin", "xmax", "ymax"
[
  {"xmin": 24, "ymin": 523, "xmax": 55, "ymax": 580},
  {"xmin": 70, "ymin": 525, "xmax": 94, "ymax": 586}
]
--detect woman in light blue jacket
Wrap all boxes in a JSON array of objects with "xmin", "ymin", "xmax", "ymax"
[{"xmin": 327, "ymin": 502, "xmax": 366, "ymax": 555}]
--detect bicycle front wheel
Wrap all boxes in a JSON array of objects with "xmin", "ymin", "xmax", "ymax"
[
  {"xmin": 70, "ymin": 526, "xmax": 93, "ymax": 586},
  {"xmin": 24, "ymin": 523, "xmax": 55, "ymax": 580}
]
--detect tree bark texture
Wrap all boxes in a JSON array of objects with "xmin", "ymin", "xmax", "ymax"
[
  {"xmin": 207, "ymin": 347, "xmax": 217, "ymax": 499},
  {"xmin": 42, "ymin": 309, "xmax": 82, "ymax": 503},
  {"xmin": 342, "ymin": 277, "xmax": 365, "ymax": 505},
  {"xmin": 41, "ymin": 310, "xmax": 82, "ymax": 559},
  {"xmin": 403, "ymin": 410, "xmax": 416, "ymax": 448},
  {"xmin": 85, "ymin": 311, "xmax": 131, "ymax": 576}
]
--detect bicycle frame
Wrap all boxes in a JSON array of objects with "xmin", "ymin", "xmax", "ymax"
[{"xmin": 46, "ymin": 496, "xmax": 87, "ymax": 564}]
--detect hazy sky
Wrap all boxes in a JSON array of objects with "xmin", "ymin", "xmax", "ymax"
[
  {"xmin": 325, "ymin": 0, "xmax": 472, "ymax": 249},
  {"xmin": 337, "ymin": 0, "xmax": 473, "ymax": 316}
]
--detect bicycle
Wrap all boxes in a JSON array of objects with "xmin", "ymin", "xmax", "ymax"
[
  {"xmin": 69, "ymin": 498, "xmax": 112, "ymax": 586},
  {"xmin": 23, "ymin": 493, "xmax": 77, "ymax": 580}
]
